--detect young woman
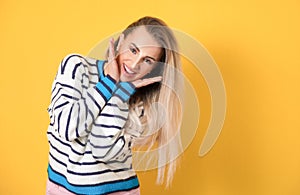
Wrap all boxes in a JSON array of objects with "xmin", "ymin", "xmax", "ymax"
[{"xmin": 46, "ymin": 16, "xmax": 183, "ymax": 195}]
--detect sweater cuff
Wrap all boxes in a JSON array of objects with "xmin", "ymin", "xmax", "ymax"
[
  {"xmin": 95, "ymin": 75, "xmax": 117, "ymax": 101},
  {"xmin": 114, "ymin": 82, "xmax": 136, "ymax": 102}
]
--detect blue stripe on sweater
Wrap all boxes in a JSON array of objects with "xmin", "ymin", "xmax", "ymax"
[
  {"xmin": 97, "ymin": 60, "xmax": 105, "ymax": 79},
  {"xmin": 114, "ymin": 88, "xmax": 130, "ymax": 102},
  {"xmin": 119, "ymin": 82, "xmax": 135, "ymax": 94},
  {"xmin": 102, "ymin": 76, "xmax": 116, "ymax": 92},
  {"xmin": 48, "ymin": 165, "xmax": 139, "ymax": 195},
  {"xmin": 96, "ymin": 82, "xmax": 111, "ymax": 100}
]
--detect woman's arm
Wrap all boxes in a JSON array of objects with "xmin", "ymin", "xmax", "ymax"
[
  {"xmin": 48, "ymin": 54, "xmax": 117, "ymax": 141},
  {"xmin": 89, "ymin": 82, "xmax": 136, "ymax": 161}
]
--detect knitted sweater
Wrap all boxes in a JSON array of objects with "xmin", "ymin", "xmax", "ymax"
[{"xmin": 46, "ymin": 54, "xmax": 139, "ymax": 195}]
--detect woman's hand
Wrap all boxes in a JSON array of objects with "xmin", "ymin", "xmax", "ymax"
[
  {"xmin": 132, "ymin": 76, "xmax": 162, "ymax": 88},
  {"xmin": 104, "ymin": 33, "xmax": 162, "ymax": 88},
  {"xmin": 104, "ymin": 34, "xmax": 124, "ymax": 82}
]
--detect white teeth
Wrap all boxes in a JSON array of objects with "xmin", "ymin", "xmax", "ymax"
[{"xmin": 124, "ymin": 64, "xmax": 135, "ymax": 74}]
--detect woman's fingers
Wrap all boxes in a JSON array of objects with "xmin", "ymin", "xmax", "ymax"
[
  {"xmin": 109, "ymin": 33, "xmax": 124, "ymax": 61},
  {"xmin": 105, "ymin": 37, "xmax": 120, "ymax": 82},
  {"xmin": 132, "ymin": 76, "xmax": 163, "ymax": 88},
  {"xmin": 108, "ymin": 38, "xmax": 115, "ymax": 62},
  {"xmin": 143, "ymin": 76, "xmax": 163, "ymax": 84},
  {"xmin": 116, "ymin": 34, "xmax": 124, "ymax": 53}
]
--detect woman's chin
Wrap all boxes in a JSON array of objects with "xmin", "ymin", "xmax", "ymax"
[
  {"xmin": 119, "ymin": 76, "xmax": 133, "ymax": 83},
  {"xmin": 120, "ymin": 74, "xmax": 140, "ymax": 83}
]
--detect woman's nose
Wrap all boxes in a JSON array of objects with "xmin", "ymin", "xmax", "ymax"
[{"xmin": 129, "ymin": 56, "xmax": 142, "ymax": 71}]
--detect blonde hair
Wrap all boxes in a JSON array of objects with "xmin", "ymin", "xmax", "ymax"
[{"xmin": 113, "ymin": 16, "xmax": 184, "ymax": 187}]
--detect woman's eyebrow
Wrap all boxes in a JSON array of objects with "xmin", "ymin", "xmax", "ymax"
[
  {"xmin": 131, "ymin": 42, "xmax": 158, "ymax": 61},
  {"xmin": 131, "ymin": 43, "xmax": 140, "ymax": 52}
]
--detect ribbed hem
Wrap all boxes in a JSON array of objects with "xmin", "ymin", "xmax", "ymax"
[
  {"xmin": 95, "ymin": 75, "xmax": 117, "ymax": 101},
  {"xmin": 47, "ymin": 165, "xmax": 139, "ymax": 195},
  {"xmin": 114, "ymin": 82, "xmax": 136, "ymax": 102}
]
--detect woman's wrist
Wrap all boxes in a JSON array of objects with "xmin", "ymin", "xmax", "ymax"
[{"xmin": 114, "ymin": 82, "xmax": 136, "ymax": 102}]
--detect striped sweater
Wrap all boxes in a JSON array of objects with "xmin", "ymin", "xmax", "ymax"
[{"xmin": 46, "ymin": 54, "xmax": 139, "ymax": 195}]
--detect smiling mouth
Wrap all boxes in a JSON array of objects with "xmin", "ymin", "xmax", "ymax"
[{"xmin": 123, "ymin": 64, "xmax": 136, "ymax": 75}]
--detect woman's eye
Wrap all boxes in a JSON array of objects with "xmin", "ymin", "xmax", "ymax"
[
  {"xmin": 130, "ymin": 47, "xmax": 137, "ymax": 54},
  {"xmin": 144, "ymin": 58, "xmax": 153, "ymax": 65}
]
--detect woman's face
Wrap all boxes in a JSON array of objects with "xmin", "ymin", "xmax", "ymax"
[{"xmin": 117, "ymin": 26, "xmax": 163, "ymax": 82}]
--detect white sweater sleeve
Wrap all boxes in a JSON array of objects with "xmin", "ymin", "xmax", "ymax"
[
  {"xmin": 47, "ymin": 54, "xmax": 118, "ymax": 141},
  {"xmin": 88, "ymin": 80, "xmax": 137, "ymax": 161}
]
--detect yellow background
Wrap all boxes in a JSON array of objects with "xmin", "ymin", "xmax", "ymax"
[{"xmin": 1, "ymin": 0, "xmax": 300, "ymax": 194}]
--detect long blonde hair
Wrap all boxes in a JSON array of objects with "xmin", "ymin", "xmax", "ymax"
[{"xmin": 115, "ymin": 16, "xmax": 184, "ymax": 187}]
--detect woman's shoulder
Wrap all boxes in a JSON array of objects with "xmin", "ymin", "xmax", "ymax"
[
  {"xmin": 60, "ymin": 53, "xmax": 105, "ymax": 70},
  {"xmin": 56, "ymin": 53, "xmax": 97, "ymax": 78},
  {"xmin": 61, "ymin": 53, "xmax": 97, "ymax": 64}
]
